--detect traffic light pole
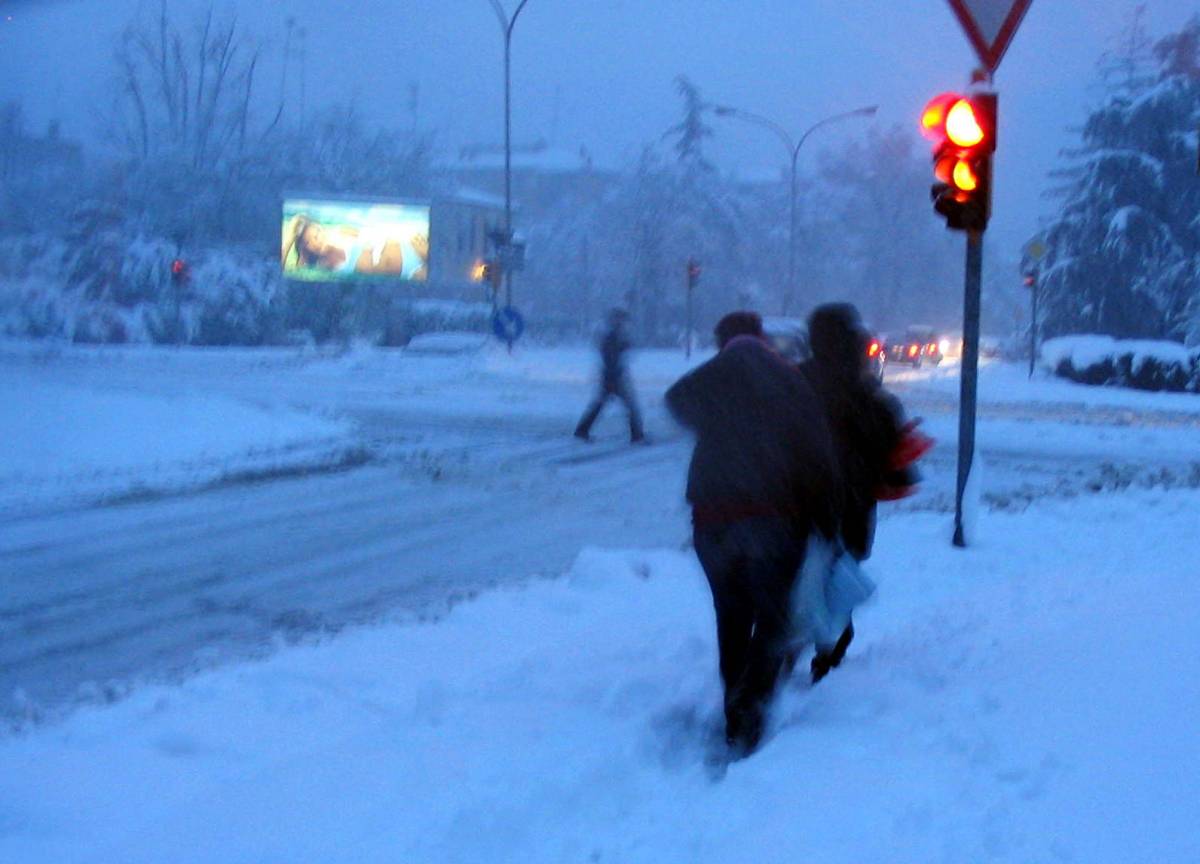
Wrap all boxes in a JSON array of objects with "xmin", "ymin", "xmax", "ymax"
[
  {"xmin": 685, "ymin": 278, "xmax": 693, "ymax": 359},
  {"xmin": 1028, "ymin": 274, "xmax": 1038, "ymax": 379},
  {"xmin": 953, "ymin": 230, "xmax": 983, "ymax": 548}
]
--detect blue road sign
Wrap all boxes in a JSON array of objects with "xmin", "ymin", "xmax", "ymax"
[{"xmin": 492, "ymin": 306, "xmax": 525, "ymax": 344}]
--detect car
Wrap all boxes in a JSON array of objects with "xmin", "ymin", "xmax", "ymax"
[
  {"xmin": 865, "ymin": 331, "xmax": 887, "ymax": 380},
  {"xmin": 762, "ymin": 316, "xmax": 886, "ymax": 380},
  {"xmin": 761, "ymin": 317, "xmax": 811, "ymax": 363},
  {"xmin": 887, "ymin": 325, "xmax": 948, "ymax": 368}
]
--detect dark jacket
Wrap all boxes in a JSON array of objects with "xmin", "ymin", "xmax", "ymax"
[
  {"xmin": 799, "ymin": 315, "xmax": 905, "ymax": 560},
  {"xmin": 666, "ymin": 337, "xmax": 840, "ymax": 537},
  {"xmin": 599, "ymin": 326, "xmax": 631, "ymax": 390}
]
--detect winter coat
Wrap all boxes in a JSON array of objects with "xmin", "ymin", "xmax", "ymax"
[
  {"xmin": 666, "ymin": 336, "xmax": 841, "ymax": 537},
  {"xmin": 799, "ymin": 337, "xmax": 905, "ymax": 561},
  {"xmin": 599, "ymin": 326, "xmax": 631, "ymax": 390}
]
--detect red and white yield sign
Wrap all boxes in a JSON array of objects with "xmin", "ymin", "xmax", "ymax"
[{"xmin": 946, "ymin": 0, "xmax": 1033, "ymax": 73}]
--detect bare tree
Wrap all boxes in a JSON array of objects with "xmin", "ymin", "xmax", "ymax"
[{"xmin": 110, "ymin": 1, "xmax": 274, "ymax": 170}]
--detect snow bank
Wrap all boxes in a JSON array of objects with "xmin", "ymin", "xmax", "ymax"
[
  {"xmin": 404, "ymin": 331, "xmax": 489, "ymax": 354},
  {"xmin": 3, "ymin": 490, "xmax": 1198, "ymax": 863},
  {"xmin": 0, "ymin": 374, "xmax": 356, "ymax": 515},
  {"xmin": 1041, "ymin": 334, "xmax": 1200, "ymax": 393}
]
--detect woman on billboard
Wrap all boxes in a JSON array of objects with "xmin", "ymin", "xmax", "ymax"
[{"xmin": 283, "ymin": 214, "xmax": 428, "ymax": 280}]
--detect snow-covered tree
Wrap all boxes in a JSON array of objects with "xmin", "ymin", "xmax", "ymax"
[
  {"xmin": 1040, "ymin": 15, "xmax": 1200, "ymax": 342},
  {"xmin": 806, "ymin": 125, "xmax": 963, "ymax": 332}
]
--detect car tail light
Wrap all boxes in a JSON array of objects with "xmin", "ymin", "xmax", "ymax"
[
  {"xmin": 926, "ymin": 343, "xmax": 937, "ymax": 354},
  {"xmin": 908, "ymin": 344, "xmax": 919, "ymax": 357},
  {"xmin": 867, "ymin": 341, "xmax": 880, "ymax": 357}
]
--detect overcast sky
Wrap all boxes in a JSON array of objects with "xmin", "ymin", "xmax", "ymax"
[{"xmin": 2, "ymin": 0, "xmax": 1195, "ymax": 257}]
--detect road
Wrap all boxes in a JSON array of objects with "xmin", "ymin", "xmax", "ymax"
[{"xmin": 2, "ymin": 349, "xmax": 1198, "ymax": 727}]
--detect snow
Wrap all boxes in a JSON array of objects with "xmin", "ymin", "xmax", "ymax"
[
  {"xmin": 2, "ymin": 488, "xmax": 1197, "ymax": 863},
  {"xmin": 1039, "ymin": 334, "xmax": 1197, "ymax": 386},
  {"xmin": 1120, "ymin": 338, "xmax": 1194, "ymax": 370},
  {"xmin": 0, "ymin": 358, "xmax": 354, "ymax": 515},
  {"xmin": 1040, "ymin": 334, "xmax": 1118, "ymax": 371},
  {"xmin": 404, "ymin": 331, "xmax": 490, "ymax": 354}
]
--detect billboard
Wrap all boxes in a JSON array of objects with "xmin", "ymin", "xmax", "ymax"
[{"xmin": 281, "ymin": 198, "xmax": 430, "ymax": 281}]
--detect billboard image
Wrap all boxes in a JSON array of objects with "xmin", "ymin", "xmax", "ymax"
[{"xmin": 282, "ymin": 198, "xmax": 430, "ymax": 281}]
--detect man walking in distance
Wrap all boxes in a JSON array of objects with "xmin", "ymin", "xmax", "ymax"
[{"xmin": 575, "ymin": 308, "xmax": 646, "ymax": 444}]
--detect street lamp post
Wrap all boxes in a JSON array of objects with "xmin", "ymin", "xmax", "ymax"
[
  {"xmin": 487, "ymin": 0, "xmax": 532, "ymax": 308},
  {"xmin": 713, "ymin": 104, "xmax": 877, "ymax": 316}
]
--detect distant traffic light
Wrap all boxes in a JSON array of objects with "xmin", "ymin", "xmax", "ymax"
[
  {"xmin": 686, "ymin": 258, "xmax": 701, "ymax": 289},
  {"xmin": 170, "ymin": 258, "xmax": 189, "ymax": 285},
  {"xmin": 920, "ymin": 92, "xmax": 997, "ymax": 232}
]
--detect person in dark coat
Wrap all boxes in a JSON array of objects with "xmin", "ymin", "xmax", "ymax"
[
  {"xmin": 798, "ymin": 303, "xmax": 913, "ymax": 683},
  {"xmin": 666, "ymin": 311, "xmax": 840, "ymax": 756},
  {"xmin": 575, "ymin": 308, "xmax": 645, "ymax": 443}
]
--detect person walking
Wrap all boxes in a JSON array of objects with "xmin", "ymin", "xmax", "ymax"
[
  {"xmin": 797, "ymin": 303, "xmax": 930, "ymax": 683},
  {"xmin": 575, "ymin": 309, "xmax": 645, "ymax": 443},
  {"xmin": 666, "ymin": 311, "xmax": 839, "ymax": 757}
]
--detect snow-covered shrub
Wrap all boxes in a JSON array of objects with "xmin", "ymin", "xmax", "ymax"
[
  {"xmin": 189, "ymin": 253, "xmax": 283, "ymax": 346},
  {"xmin": 0, "ymin": 228, "xmax": 287, "ymax": 346},
  {"xmin": 1041, "ymin": 334, "xmax": 1199, "ymax": 393}
]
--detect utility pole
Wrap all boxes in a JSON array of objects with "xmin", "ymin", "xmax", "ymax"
[
  {"xmin": 713, "ymin": 104, "xmax": 877, "ymax": 316},
  {"xmin": 487, "ymin": 0, "xmax": 533, "ymax": 309}
]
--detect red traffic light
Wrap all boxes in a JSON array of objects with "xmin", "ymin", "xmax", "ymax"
[
  {"xmin": 171, "ymin": 259, "xmax": 186, "ymax": 275},
  {"xmin": 922, "ymin": 91, "xmax": 997, "ymax": 233},
  {"xmin": 921, "ymin": 92, "xmax": 996, "ymax": 154}
]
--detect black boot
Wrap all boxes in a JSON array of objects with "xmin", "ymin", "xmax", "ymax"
[{"xmin": 811, "ymin": 622, "xmax": 855, "ymax": 685}]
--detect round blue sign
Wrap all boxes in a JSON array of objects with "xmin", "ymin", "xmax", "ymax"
[{"xmin": 492, "ymin": 306, "xmax": 526, "ymax": 344}]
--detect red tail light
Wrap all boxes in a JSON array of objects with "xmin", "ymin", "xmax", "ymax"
[
  {"xmin": 867, "ymin": 341, "xmax": 880, "ymax": 357},
  {"xmin": 908, "ymin": 344, "xmax": 919, "ymax": 357},
  {"xmin": 926, "ymin": 343, "xmax": 937, "ymax": 354}
]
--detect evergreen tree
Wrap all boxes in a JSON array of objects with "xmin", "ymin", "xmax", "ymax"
[
  {"xmin": 1040, "ymin": 15, "xmax": 1200, "ymax": 342},
  {"xmin": 664, "ymin": 76, "xmax": 714, "ymax": 172}
]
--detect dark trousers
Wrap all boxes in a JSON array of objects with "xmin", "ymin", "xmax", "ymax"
[
  {"xmin": 575, "ymin": 379, "xmax": 644, "ymax": 440},
  {"xmin": 693, "ymin": 516, "xmax": 805, "ymax": 738}
]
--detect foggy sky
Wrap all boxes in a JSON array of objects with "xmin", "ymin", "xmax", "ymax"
[{"xmin": 2, "ymin": 0, "xmax": 1195, "ymax": 259}]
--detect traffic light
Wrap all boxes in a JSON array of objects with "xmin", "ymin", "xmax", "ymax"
[
  {"xmin": 170, "ymin": 258, "xmax": 189, "ymax": 285},
  {"xmin": 920, "ymin": 92, "xmax": 997, "ymax": 232},
  {"xmin": 686, "ymin": 258, "xmax": 701, "ymax": 289}
]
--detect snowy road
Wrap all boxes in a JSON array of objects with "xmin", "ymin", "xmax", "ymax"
[{"xmin": 2, "ymin": 345, "xmax": 1199, "ymax": 726}]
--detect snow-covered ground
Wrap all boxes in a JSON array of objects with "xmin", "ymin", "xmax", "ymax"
[
  {"xmin": 3, "ymin": 487, "xmax": 1197, "ymax": 863},
  {"xmin": 0, "ymin": 375, "xmax": 357, "ymax": 517},
  {"xmin": 891, "ymin": 354, "xmax": 1200, "ymax": 416},
  {"xmin": 3, "ymin": 340, "xmax": 1200, "ymax": 728}
]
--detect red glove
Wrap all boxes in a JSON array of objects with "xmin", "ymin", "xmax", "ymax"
[{"xmin": 875, "ymin": 420, "xmax": 935, "ymax": 501}]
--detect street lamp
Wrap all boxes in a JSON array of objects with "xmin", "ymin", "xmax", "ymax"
[
  {"xmin": 487, "ymin": 0, "xmax": 533, "ymax": 308},
  {"xmin": 713, "ymin": 103, "xmax": 877, "ymax": 316}
]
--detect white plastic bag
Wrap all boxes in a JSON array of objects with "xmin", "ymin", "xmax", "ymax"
[{"xmin": 791, "ymin": 536, "xmax": 876, "ymax": 650}]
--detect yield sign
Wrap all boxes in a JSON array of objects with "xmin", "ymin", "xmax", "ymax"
[{"xmin": 946, "ymin": 0, "xmax": 1033, "ymax": 73}]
